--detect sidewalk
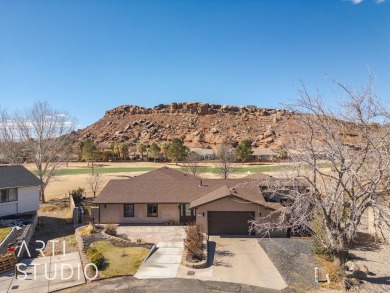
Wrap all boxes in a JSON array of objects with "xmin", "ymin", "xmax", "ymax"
[
  {"xmin": 0, "ymin": 252, "xmax": 85, "ymax": 293},
  {"xmin": 135, "ymin": 242, "xmax": 184, "ymax": 279}
]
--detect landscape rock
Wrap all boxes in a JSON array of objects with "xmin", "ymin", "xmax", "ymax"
[
  {"xmin": 263, "ymin": 129, "xmax": 276, "ymax": 139},
  {"xmin": 345, "ymin": 260, "xmax": 355, "ymax": 271},
  {"xmin": 210, "ymin": 128, "xmax": 219, "ymax": 134},
  {"xmin": 352, "ymin": 269, "xmax": 367, "ymax": 279}
]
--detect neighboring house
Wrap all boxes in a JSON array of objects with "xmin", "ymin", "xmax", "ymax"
[
  {"xmin": 245, "ymin": 172, "xmax": 308, "ymax": 204},
  {"xmin": 250, "ymin": 148, "xmax": 277, "ymax": 162},
  {"xmin": 0, "ymin": 165, "xmax": 41, "ymax": 218},
  {"xmin": 94, "ymin": 167, "xmax": 298, "ymax": 236},
  {"xmin": 189, "ymin": 148, "xmax": 216, "ymax": 160}
]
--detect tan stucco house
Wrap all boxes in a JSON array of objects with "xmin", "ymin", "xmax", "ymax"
[{"xmin": 93, "ymin": 167, "xmax": 297, "ymax": 235}]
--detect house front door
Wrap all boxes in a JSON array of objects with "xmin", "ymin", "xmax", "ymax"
[{"xmin": 179, "ymin": 204, "xmax": 196, "ymax": 223}]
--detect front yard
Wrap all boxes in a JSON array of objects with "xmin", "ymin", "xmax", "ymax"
[
  {"xmin": 0, "ymin": 226, "xmax": 12, "ymax": 243},
  {"xmin": 91, "ymin": 240, "xmax": 149, "ymax": 278},
  {"xmin": 80, "ymin": 224, "xmax": 152, "ymax": 279}
]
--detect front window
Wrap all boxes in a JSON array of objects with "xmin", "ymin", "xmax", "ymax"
[
  {"xmin": 147, "ymin": 204, "xmax": 158, "ymax": 217},
  {"xmin": 0, "ymin": 189, "xmax": 17, "ymax": 203},
  {"xmin": 124, "ymin": 204, "xmax": 134, "ymax": 217}
]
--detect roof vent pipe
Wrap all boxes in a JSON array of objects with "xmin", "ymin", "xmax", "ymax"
[{"xmin": 199, "ymin": 180, "xmax": 203, "ymax": 187}]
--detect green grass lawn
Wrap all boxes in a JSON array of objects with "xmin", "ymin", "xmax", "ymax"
[
  {"xmin": 54, "ymin": 167, "xmax": 158, "ymax": 176},
  {"xmin": 0, "ymin": 226, "xmax": 13, "ymax": 243},
  {"xmin": 92, "ymin": 241, "xmax": 149, "ymax": 278},
  {"xmin": 182, "ymin": 164, "xmax": 282, "ymax": 174},
  {"xmin": 51, "ymin": 165, "xmax": 285, "ymax": 176},
  {"xmin": 49, "ymin": 164, "xmax": 284, "ymax": 176}
]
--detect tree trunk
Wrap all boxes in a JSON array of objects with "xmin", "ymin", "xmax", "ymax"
[
  {"xmin": 40, "ymin": 187, "xmax": 46, "ymax": 203},
  {"xmin": 333, "ymin": 249, "xmax": 349, "ymax": 266}
]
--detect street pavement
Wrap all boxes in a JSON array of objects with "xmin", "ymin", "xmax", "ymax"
[{"xmin": 58, "ymin": 277, "xmax": 299, "ymax": 293}]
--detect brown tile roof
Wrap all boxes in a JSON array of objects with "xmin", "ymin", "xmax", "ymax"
[
  {"xmin": 190, "ymin": 183, "xmax": 281, "ymax": 210},
  {"xmin": 95, "ymin": 167, "xmax": 222, "ymax": 204},
  {"xmin": 94, "ymin": 167, "xmax": 282, "ymax": 210}
]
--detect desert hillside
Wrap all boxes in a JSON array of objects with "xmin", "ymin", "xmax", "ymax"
[
  {"xmin": 73, "ymin": 102, "xmax": 299, "ymax": 150},
  {"xmin": 73, "ymin": 102, "xmax": 361, "ymax": 151}
]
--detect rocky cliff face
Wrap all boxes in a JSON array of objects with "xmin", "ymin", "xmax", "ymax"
[{"xmin": 74, "ymin": 102, "xmax": 301, "ymax": 149}]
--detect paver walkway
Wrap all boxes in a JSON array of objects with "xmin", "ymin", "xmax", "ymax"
[
  {"xmin": 0, "ymin": 252, "xmax": 85, "ymax": 293},
  {"xmin": 135, "ymin": 242, "xmax": 184, "ymax": 279},
  {"xmin": 117, "ymin": 225, "xmax": 185, "ymax": 243}
]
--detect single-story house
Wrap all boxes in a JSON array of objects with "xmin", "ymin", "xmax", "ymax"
[
  {"xmin": 0, "ymin": 165, "xmax": 41, "ymax": 218},
  {"xmin": 93, "ymin": 167, "xmax": 294, "ymax": 236},
  {"xmin": 189, "ymin": 148, "xmax": 216, "ymax": 160},
  {"xmin": 250, "ymin": 148, "xmax": 277, "ymax": 162},
  {"xmin": 245, "ymin": 172, "xmax": 308, "ymax": 204}
]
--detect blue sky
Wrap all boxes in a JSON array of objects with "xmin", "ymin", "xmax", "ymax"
[{"xmin": 0, "ymin": 0, "xmax": 389, "ymax": 128}]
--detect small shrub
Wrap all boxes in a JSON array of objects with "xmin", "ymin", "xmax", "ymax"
[
  {"xmin": 71, "ymin": 187, "xmax": 85, "ymax": 203},
  {"xmin": 105, "ymin": 224, "xmax": 117, "ymax": 236},
  {"xmin": 120, "ymin": 234, "xmax": 129, "ymax": 240},
  {"xmin": 319, "ymin": 258, "xmax": 345, "ymax": 290},
  {"xmin": 87, "ymin": 247, "xmax": 104, "ymax": 269},
  {"xmin": 87, "ymin": 247, "xmax": 97, "ymax": 255},
  {"xmin": 136, "ymin": 238, "xmax": 142, "ymax": 243},
  {"xmin": 184, "ymin": 222, "xmax": 205, "ymax": 261},
  {"xmin": 80, "ymin": 224, "xmax": 97, "ymax": 236}
]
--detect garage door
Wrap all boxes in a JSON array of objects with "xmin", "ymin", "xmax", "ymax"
[{"xmin": 208, "ymin": 211, "xmax": 255, "ymax": 235}]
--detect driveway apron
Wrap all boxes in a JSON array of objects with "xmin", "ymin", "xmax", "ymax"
[{"xmin": 177, "ymin": 237, "xmax": 288, "ymax": 290}]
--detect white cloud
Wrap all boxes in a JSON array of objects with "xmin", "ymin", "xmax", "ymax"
[{"xmin": 346, "ymin": 0, "xmax": 386, "ymax": 3}]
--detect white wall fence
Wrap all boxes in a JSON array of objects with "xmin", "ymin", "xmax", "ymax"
[{"xmin": 17, "ymin": 213, "xmax": 38, "ymax": 260}]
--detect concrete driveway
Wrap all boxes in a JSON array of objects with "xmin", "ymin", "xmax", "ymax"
[
  {"xmin": 135, "ymin": 242, "xmax": 184, "ymax": 279},
  {"xmin": 117, "ymin": 225, "xmax": 186, "ymax": 243},
  {"xmin": 0, "ymin": 252, "xmax": 85, "ymax": 293},
  {"xmin": 177, "ymin": 237, "xmax": 288, "ymax": 290}
]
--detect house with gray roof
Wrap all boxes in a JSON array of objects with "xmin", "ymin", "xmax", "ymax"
[
  {"xmin": 189, "ymin": 148, "xmax": 216, "ymax": 160},
  {"xmin": 0, "ymin": 165, "xmax": 41, "ymax": 217},
  {"xmin": 250, "ymin": 148, "xmax": 277, "ymax": 162},
  {"xmin": 93, "ymin": 167, "xmax": 299, "ymax": 236}
]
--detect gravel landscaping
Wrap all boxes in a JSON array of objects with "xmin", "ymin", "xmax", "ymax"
[
  {"xmin": 259, "ymin": 238, "xmax": 321, "ymax": 292},
  {"xmin": 0, "ymin": 214, "xmax": 34, "ymax": 254},
  {"xmin": 344, "ymin": 232, "xmax": 390, "ymax": 293}
]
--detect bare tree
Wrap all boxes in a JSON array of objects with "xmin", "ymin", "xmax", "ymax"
[
  {"xmin": 86, "ymin": 173, "xmax": 106, "ymax": 197},
  {"xmin": 251, "ymin": 77, "xmax": 390, "ymax": 269},
  {"xmin": 183, "ymin": 152, "xmax": 205, "ymax": 177},
  {"xmin": 0, "ymin": 107, "xmax": 22, "ymax": 164},
  {"xmin": 215, "ymin": 144, "xmax": 236, "ymax": 179},
  {"xmin": 15, "ymin": 101, "xmax": 74, "ymax": 202}
]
